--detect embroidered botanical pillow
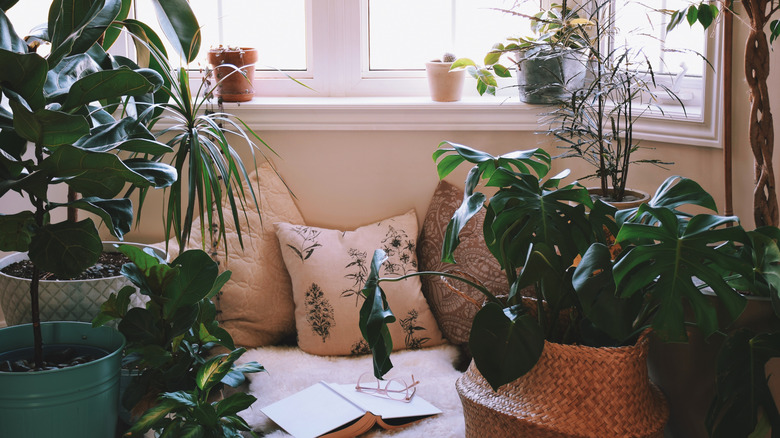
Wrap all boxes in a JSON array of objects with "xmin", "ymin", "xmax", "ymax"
[{"xmin": 275, "ymin": 210, "xmax": 445, "ymax": 356}]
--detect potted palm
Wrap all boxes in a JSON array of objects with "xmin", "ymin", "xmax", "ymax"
[
  {"xmin": 358, "ymin": 142, "xmax": 762, "ymax": 436},
  {"xmin": 0, "ymin": 0, "xmax": 178, "ymax": 436}
]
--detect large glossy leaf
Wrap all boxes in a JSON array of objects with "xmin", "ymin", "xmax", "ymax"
[
  {"xmin": 616, "ymin": 176, "xmax": 718, "ymax": 225},
  {"xmin": 150, "ymin": 0, "xmax": 201, "ymax": 62},
  {"xmin": 215, "ymin": 392, "xmax": 257, "ymax": 418},
  {"xmin": 614, "ymin": 206, "xmax": 751, "ymax": 341},
  {"xmin": 0, "ymin": 50, "xmax": 47, "ymax": 110},
  {"xmin": 707, "ymin": 330, "xmax": 780, "ymax": 437},
  {"xmin": 0, "ymin": 8, "xmax": 26, "ymax": 52},
  {"xmin": 359, "ymin": 249, "xmax": 396, "ymax": 378},
  {"xmin": 469, "ymin": 302, "xmax": 545, "ymax": 391},
  {"xmin": 48, "ymin": 0, "xmax": 122, "ymax": 65},
  {"xmin": 43, "ymin": 53, "xmax": 102, "ymax": 101},
  {"xmin": 0, "ymin": 0, "xmax": 19, "ymax": 11},
  {"xmin": 27, "ymin": 218, "xmax": 102, "ymax": 278},
  {"xmin": 441, "ymin": 167, "xmax": 486, "ymax": 264},
  {"xmin": 164, "ymin": 249, "xmax": 219, "ymax": 318},
  {"xmin": 57, "ymin": 196, "xmax": 133, "ymax": 239},
  {"xmin": 195, "ymin": 348, "xmax": 245, "ymax": 392},
  {"xmin": 119, "ymin": 307, "xmax": 165, "ymax": 345},
  {"xmin": 42, "ymin": 145, "xmax": 173, "ymax": 198},
  {"xmin": 123, "ymin": 159, "xmax": 177, "ymax": 189},
  {"xmin": 127, "ymin": 398, "xmax": 178, "ymax": 435},
  {"xmin": 10, "ymin": 99, "xmax": 90, "ymax": 146},
  {"xmin": 101, "ymin": 0, "xmax": 130, "ymax": 49},
  {"xmin": 0, "ymin": 211, "xmax": 36, "ymax": 252},
  {"xmin": 73, "ymin": 117, "xmax": 157, "ymax": 152},
  {"xmin": 572, "ymin": 243, "xmax": 644, "ymax": 342},
  {"xmin": 61, "ymin": 68, "xmax": 158, "ymax": 111}
]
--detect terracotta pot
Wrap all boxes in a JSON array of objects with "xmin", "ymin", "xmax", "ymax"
[
  {"xmin": 456, "ymin": 332, "xmax": 667, "ymax": 438},
  {"xmin": 587, "ymin": 187, "xmax": 650, "ymax": 210},
  {"xmin": 207, "ymin": 47, "xmax": 258, "ymax": 102},
  {"xmin": 648, "ymin": 293, "xmax": 780, "ymax": 438},
  {"xmin": 425, "ymin": 62, "xmax": 465, "ymax": 102}
]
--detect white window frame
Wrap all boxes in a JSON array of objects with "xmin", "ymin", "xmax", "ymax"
[{"xmin": 190, "ymin": 0, "xmax": 724, "ymax": 149}]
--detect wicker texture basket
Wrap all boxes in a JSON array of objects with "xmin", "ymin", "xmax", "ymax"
[{"xmin": 456, "ymin": 332, "xmax": 667, "ymax": 438}]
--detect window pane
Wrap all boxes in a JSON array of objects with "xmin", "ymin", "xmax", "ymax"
[
  {"xmin": 368, "ymin": 0, "xmax": 533, "ymax": 71},
  {"xmin": 5, "ymin": 0, "xmax": 49, "ymax": 38},
  {"xmin": 137, "ymin": 0, "xmax": 307, "ymax": 70},
  {"xmin": 613, "ymin": 0, "xmax": 706, "ymax": 77}
]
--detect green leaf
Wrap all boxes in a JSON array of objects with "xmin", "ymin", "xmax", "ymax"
[
  {"xmin": 450, "ymin": 58, "xmax": 476, "ymax": 69},
  {"xmin": 119, "ymin": 307, "xmax": 165, "ymax": 346},
  {"xmin": 0, "ymin": 8, "xmax": 27, "ymax": 52},
  {"xmin": 160, "ymin": 390, "xmax": 197, "ymax": 407},
  {"xmin": 0, "ymin": 211, "xmax": 36, "ymax": 252},
  {"xmin": 617, "ymin": 176, "xmax": 718, "ymax": 225},
  {"xmin": 91, "ymin": 285, "xmax": 134, "ymax": 327},
  {"xmin": 493, "ymin": 64, "xmax": 512, "ymax": 78},
  {"xmin": 127, "ymin": 398, "xmax": 178, "ymax": 435},
  {"xmin": 0, "ymin": 0, "xmax": 20, "ymax": 13},
  {"xmin": 686, "ymin": 5, "xmax": 699, "ymax": 26},
  {"xmin": 572, "ymin": 243, "xmax": 643, "ymax": 342},
  {"xmin": 61, "ymin": 68, "xmax": 157, "ymax": 111},
  {"xmin": 196, "ymin": 348, "xmax": 246, "ymax": 392},
  {"xmin": 469, "ymin": 303, "xmax": 545, "ymax": 390},
  {"xmin": 43, "ymin": 54, "xmax": 101, "ymax": 101},
  {"xmin": 10, "ymin": 100, "xmax": 90, "ymax": 146},
  {"xmin": 215, "ymin": 392, "xmax": 257, "ymax": 417},
  {"xmin": 27, "ymin": 219, "xmax": 102, "ymax": 278},
  {"xmin": 359, "ymin": 249, "xmax": 396, "ymax": 378},
  {"xmin": 150, "ymin": 0, "xmax": 201, "ymax": 62},
  {"xmin": 614, "ymin": 208, "xmax": 750, "ymax": 341},
  {"xmin": 771, "ymin": 20, "xmax": 780, "ymax": 45},
  {"xmin": 697, "ymin": 3, "xmax": 715, "ymax": 29},
  {"xmin": 60, "ymin": 197, "xmax": 133, "ymax": 239},
  {"xmin": 101, "ymin": 0, "xmax": 130, "ymax": 49},
  {"xmin": 165, "ymin": 250, "xmax": 220, "ymax": 318},
  {"xmin": 48, "ymin": 0, "xmax": 123, "ymax": 65},
  {"xmin": 441, "ymin": 168, "xmax": 486, "ymax": 264},
  {"xmin": 0, "ymin": 50, "xmax": 47, "ymax": 110}
]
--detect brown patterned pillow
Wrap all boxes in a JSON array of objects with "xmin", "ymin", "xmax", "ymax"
[
  {"xmin": 275, "ymin": 210, "xmax": 445, "ymax": 356},
  {"xmin": 417, "ymin": 181, "xmax": 510, "ymax": 345}
]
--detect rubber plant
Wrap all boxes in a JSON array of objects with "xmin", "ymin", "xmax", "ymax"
[
  {"xmin": 0, "ymin": 0, "xmax": 177, "ymax": 368},
  {"xmin": 359, "ymin": 142, "xmax": 760, "ymax": 392},
  {"xmin": 93, "ymin": 245, "xmax": 263, "ymax": 437}
]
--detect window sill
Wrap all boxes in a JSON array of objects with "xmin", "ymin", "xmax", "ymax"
[{"xmin": 213, "ymin": 95, "xmax": 720, "ymax": 148}]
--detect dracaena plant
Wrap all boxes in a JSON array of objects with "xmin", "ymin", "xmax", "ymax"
[
  {"xmin": 360, "ymin": 142, "xmax": 765, "ymax": 392},
  {"xmin": 93, "ymin": 245, "xmax": 262, "ymax": 423},
  {"xmin": 0, "ymin": 0, "xmax": 178, "ymax": 369}
]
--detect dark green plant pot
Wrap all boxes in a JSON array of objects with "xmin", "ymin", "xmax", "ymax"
[
  {"xmin": 0, "ymin": 321, "xmax": 126, "ymax": 438},
  {"xmin": 517, "ymin": 49, "xmax": 587, "ymax": 104}
]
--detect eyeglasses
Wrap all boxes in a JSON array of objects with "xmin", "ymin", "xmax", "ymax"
[{"xmin": 355, "ymin": 372, "xmax": 419, "ymax": 403}]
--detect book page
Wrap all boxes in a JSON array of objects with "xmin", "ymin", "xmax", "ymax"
[
  {"xmin": 261, "ymin": 382, "xmax": 366, "ymax": 438},
  {"xmin": 327, "ymin": 383, "xmax": 442, "ymax": 420}
]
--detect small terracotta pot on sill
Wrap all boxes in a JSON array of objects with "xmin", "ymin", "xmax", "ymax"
[
  {"xmin": 207, "ymin": 47, "xmax": 258, "ymax": 102},
  {"xmin": 425, "ymin": 62, "xmax": 465, "ymax": 102}
]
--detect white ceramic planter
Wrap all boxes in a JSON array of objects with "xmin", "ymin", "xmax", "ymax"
[{"xmin": 0, "ymin": 242, "xmax": 163, "ymax": 326}]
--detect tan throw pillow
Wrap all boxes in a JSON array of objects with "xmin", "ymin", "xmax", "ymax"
[
  {"xmin": 180, "ymin": 161, "xmax": 305, "ymax": 347},
  {"xmin": 275, "ymin": 210, "xmax": 445, "ymax": 356},
  {"xmin": 417, "ymin": 180, "xmax": 510, "ymax": 345}
]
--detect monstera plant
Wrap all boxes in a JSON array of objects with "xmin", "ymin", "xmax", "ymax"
[
  {"xmin": 360, "ymin": 142, "xmax": 765, "ymax": 395},
  {"xmin": 0, "ymin": 0, "xmax": 177, "ymax": 368}
]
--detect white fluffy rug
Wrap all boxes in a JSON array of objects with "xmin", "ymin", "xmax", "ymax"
[{"xmin": 239, "ymin": 344, "xmax": 466, "ymax": 437}]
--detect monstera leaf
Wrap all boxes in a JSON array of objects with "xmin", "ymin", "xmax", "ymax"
[{"xmin": 614, "ymin": 205, "xmax": 752, "ymax": 342}]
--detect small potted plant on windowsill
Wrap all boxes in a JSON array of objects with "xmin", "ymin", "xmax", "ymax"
[
  {"xmin": 454, "ymin": 2, "xmax": 594, "ymax": 103},
  {"xmin": 425, "ymin": 52, "xmax": 466, "ymax": 102},
  {"xmin": 206, "ymin": 45, "xmax": 259, "ymax": 102}
]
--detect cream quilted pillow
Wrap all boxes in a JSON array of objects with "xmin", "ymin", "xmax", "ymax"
[
  {"xmin": 275, "ymin": 210, "xmax": 445, "ymax": 356},
  {"xmin": 181, "ymin": 161, "xmax": 304, "ymax": 347}
]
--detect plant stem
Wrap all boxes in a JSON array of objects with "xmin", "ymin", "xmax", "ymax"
[{"xmin": 31, "ymin": 141, "xmax": 46, "ymax": 369}]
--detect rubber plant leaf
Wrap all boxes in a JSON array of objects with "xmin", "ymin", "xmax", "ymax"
[
  {"xmin": 27, "ymin": 218, "xmax": 102, "ymax": 278},
  {"xmin": 614, "ymin": 206, "xmax": 751, "ymax": 342},
  {"xmin": 101, "ymin": 0, "xmax": 130, "ymax": 49},
  {"xmin": 43, "ymin": 53, "xmax": 102, "ymax": 102},
  {"xmin": 48, "ymin": 0, "xmax": 123, "ymax": 66},
  {"xmin": 469, "ymin": 302, "xmax": 545, "ymax": 391},
  {"xmin": 10, "ymin": 99, "xmax": 90, "ymax": 147},
  {"xmin": 61, "ymin": 68, "xmax": 158, "ymax": 111},
  {"xmin": 359, "ymin": 249, "xmax": 396, "ymax": 378},
  {"xmin": 0, "ymin": 0, "xmax": 19, "ymax": 11}
]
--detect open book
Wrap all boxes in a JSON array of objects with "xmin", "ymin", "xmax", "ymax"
[{"xmin": 261, "ymin": 381, "xmax": 442, "ymax": 438}]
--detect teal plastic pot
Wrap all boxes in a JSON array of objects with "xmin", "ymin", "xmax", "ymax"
[{"xmin": 0, "ymin": 321, "xmax": 126, "ymax": 438}]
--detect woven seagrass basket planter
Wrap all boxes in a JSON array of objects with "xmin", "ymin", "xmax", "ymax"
[{"xmin": 456, "ymin": 333, "xmax": 668, "ymax": 438}]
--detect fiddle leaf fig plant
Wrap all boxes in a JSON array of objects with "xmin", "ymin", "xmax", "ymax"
[{"xmin": 0, "ymin": 0, "xmax": 177, "ymax": 369}]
